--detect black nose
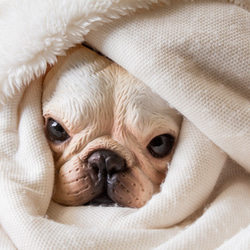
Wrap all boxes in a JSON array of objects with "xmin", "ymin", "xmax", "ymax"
[{"xmin": 87, "ymin": 149, "xmax": 126, "ymax": 175}]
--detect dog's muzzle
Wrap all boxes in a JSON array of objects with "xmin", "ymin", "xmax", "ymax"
[{"xmin": 53, "ymin": 147, "xmax": 155, "ymax": 208}]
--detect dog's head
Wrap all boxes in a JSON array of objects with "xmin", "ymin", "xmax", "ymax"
[{"xmin": 42, "ymin": 45, "xmax": 182, "ymax": 208}]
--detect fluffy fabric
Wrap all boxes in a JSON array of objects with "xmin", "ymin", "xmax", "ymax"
[{"xmin": 0, "ymin": 0, "xmax": 250, "ymax": 249}]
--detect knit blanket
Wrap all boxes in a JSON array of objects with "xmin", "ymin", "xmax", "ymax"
[{"xmin": 0, "ymin": 0, "xmax": 250, "ymax": 249}]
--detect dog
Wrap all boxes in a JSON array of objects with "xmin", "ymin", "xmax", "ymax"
[{"xmin": 42, "ymin": 45, "xmax": 182, "ymax": 208}]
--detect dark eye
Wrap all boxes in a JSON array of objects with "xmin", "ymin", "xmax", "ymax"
[
  {"xmin": 147, "ymin": 134, "xmax": 175, "ymax": 158},
  {"xmin": 46, "ymin": 118, "xmax": 70, "ymax": 143}
]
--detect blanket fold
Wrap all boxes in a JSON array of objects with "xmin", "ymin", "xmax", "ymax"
[{"xmin": 0, "ymin": 0, "xmax": 250, "ymax": 249}]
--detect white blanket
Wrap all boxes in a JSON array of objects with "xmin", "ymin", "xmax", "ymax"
[{"xmin": 0, "ymin": 0, "xmax": 250, "ymax": 249}]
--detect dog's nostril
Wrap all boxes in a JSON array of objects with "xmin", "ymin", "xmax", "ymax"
[
  {"xmin": 87, "ymin": 154, "xmax": 106, "ymax": 174},
  {"xmin": 105, "ymin": 155, "xmax": 126, "ymax": 175},
  {"xmin": 87, "ymin": 150, "xmax": 126, "ymax": 175}
]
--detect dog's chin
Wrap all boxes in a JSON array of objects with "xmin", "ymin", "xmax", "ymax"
[{"xmin": 86, "ymin": 192, "xmax": 116, "ymax": 207}]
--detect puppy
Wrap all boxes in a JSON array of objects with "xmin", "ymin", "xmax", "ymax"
[{"xmin": 42, "ymin": 45, "xmax": 182, "ymax": 208}]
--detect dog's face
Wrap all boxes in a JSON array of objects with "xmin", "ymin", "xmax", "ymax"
[{"xmin": 42, "ymin": 46, "xmax": 182, "ymax": 208}]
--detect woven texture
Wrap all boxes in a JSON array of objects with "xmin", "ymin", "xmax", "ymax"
[{"xmin": 0, "ymin": 0, "xmax": 250, "ymax": 249}]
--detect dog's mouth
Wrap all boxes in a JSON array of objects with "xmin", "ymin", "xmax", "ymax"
[{"xmin": 86, "ymin": 192, "xmax": 116, "ymax": 206}]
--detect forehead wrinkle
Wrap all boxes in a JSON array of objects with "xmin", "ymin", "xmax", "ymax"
[
  {"xmin": 112, "ymin": 67, "xmax": 153, "ymax": 135},
  {"xmin": 44, "ymin": 60, "xmax": 116, "ymax": 135},
  {"xmin": 59, "ymin": 127, "xmax": 93, "ymax": 161},
  {"xmin": 52, "ymin": 65, "xmax": 118, "ymax": 162},
  {"xmin": 43, "ymin": 46, "xmax": 111, "ymax": 99},
  {"xmin": 42, "ymin": 45, "xmax": 112, "ymax": 108},
  {"xmin": 113, "ymin": 67, "xmax": 180, "ymax": 145}
]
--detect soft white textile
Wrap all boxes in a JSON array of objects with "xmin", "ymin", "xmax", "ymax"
[{"xmin": 0, "ymin": 0, "xmax": 250, "ymax": 249}]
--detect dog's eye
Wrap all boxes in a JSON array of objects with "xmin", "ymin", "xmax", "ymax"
[
  {"xmin": 46, "ymin": 118, "xmax": 69, "ymax": 143},
  {"xmin": 147, "ymin": 134, "xmax": 175, "ymax": 158}
]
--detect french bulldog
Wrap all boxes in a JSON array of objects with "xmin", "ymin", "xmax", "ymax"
[{"xmin": 42, "ymin": 45, "xmax": 182, "ymax": 208}]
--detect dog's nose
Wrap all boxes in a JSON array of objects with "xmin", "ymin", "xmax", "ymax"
[{"xmin": 87, "ymin": 150, "xmax": 126, "ymax": 175}]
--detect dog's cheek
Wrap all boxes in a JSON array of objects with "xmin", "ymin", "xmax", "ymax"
[
  {"xmin": 107, "ymin": 167, "xmax": 154, "ymax": 208},
  {"xmin": 52, "ymin": 158, "xmax": 105, "ymax": 206}
]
